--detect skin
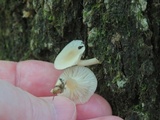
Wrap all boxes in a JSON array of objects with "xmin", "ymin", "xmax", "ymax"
[{"xmin": 0, "ymin": 60, "xmax": 123, "ymax": 120}]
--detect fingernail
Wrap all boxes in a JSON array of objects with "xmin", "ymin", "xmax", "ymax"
[{"xmin": 53, "ymin": 96, "xmax": 76, "ymax": 120}]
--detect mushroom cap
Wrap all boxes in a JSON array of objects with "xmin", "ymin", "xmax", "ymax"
[
  {"xmin": 54, "ymin": 66, "xmax": 97, "ymax": 104},
  {"xmin": 54, "ymin": 40, "xmax": 85, "ymax": 70}
]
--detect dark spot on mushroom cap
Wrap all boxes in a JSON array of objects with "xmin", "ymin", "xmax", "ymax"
[{"xmin": 78, "ymin": 46, "xmax": 84, "ymax": 50}]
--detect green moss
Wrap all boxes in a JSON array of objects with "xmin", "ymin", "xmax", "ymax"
[
  {"xmin": 131, "ymin": 0, "xmax": 149, "ymax": 31},
  {"xmin": 112, "ymin": 71, "xmax": 127, "ymax": 88}
]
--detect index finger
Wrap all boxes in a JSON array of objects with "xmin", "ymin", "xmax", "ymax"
[{"xmin": 0, "ymin": 60, "xmax": 63, "ymax": 96}]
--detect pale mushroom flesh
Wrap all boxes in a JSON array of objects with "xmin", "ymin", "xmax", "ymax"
[
  {"xmin": 51, "ymin": 66, "xmax": 97, "ymax": 104},
  {"xmin": 54, "ymin": 40, "xmax": 85, "ymax": 70}
]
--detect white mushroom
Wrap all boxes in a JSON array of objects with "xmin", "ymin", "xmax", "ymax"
[
  {"xmin": 77, "ymin": 58, "xmax": 100, "ymax": 66},
  {"xmin": 54, "ymin": 40, "xmax": 100, "ymax": 70},
  {"xmin": 50, "ymin": 66, "xmax": 97, "ymax": 104}
]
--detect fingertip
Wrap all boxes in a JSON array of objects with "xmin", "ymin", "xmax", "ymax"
[
  {"xmin": 88, "ymin": 116, "xmax": 124, "ymax": 120},
  {"xmin": 93, "ymin": 94, "xmax": 112, "ymax": 115},
  {"xmin": 76, "ymin": 94, "xmax": 112, "ymax": 120},
  {"xmin": 53, "ymin": 96, "xmax": 76, "ymax": 120},
  {"xmin": 105, "ymin": 116, "xmax": 124, "ymax": 120}
]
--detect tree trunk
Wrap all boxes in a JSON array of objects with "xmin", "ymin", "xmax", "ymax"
[{"xmin": 0, "ymin": 0, "xmax": 159, "ymax": 119}]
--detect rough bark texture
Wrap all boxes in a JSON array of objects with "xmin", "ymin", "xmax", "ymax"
[{"xmin": 0, "ymin": 0, "xmax": 160, "ymax": 119}]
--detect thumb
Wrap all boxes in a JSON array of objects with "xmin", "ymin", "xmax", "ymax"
[{"xmin": 0, "ymin": 80, "xmax": 76, "ymax": 120}]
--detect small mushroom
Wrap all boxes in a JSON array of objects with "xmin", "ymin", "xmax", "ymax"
[
  {"xmin": 54, "ymin": 40, "xmax": 85, "ymax": 69},
  {"xmin": 50, "ymin": 66, "xmax": 97, "ymax": 104},
  {"xmin": 54, "ymin": 40, "xmax": 100, "ymax": 70}
]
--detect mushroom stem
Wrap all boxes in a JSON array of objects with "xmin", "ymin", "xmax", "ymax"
[{"xmin": 77, "ymin": 58, "xmax": 101, "ymax": 66}]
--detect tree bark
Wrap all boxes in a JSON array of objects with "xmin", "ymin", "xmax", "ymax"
[{"xmin": 0, "ymin": 0, "xmax": 159, "ymax": 119}]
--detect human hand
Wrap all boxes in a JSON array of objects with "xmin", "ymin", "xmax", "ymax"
[{"xmin": 0, "ymin": 60, "xmax": 123, "ymax": 120}]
